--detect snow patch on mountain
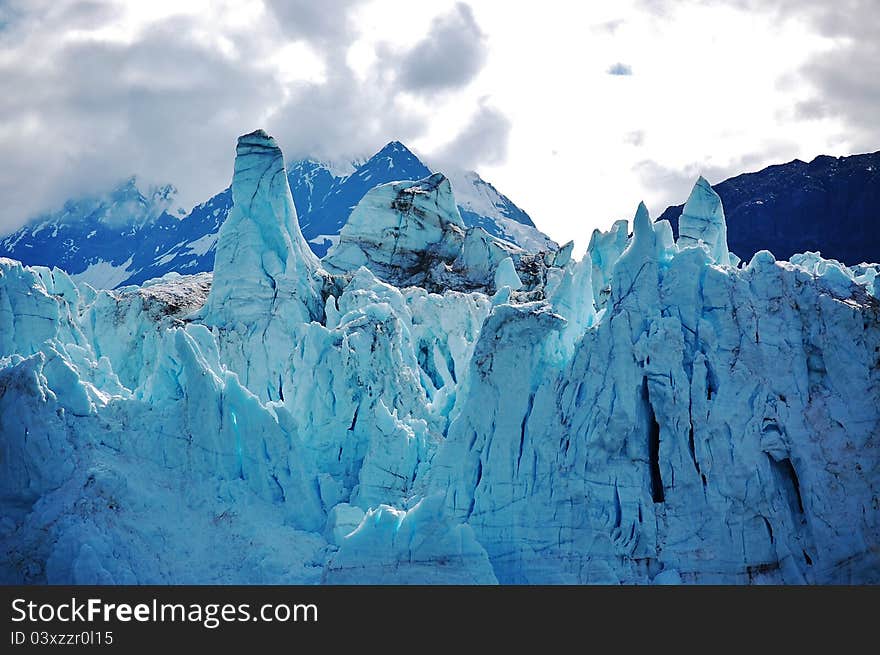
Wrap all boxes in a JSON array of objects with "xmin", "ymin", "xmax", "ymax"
[
  {"xmin": 444, "ymin": 169, "xmax": 556, "ymax": 252},
  {"xmin": 70, "ymin": 256, "xmax": 135, "ymax": 290},
  {"xmin": 185, "ymin": 233, "xmax": 219, "ymax": 257}
]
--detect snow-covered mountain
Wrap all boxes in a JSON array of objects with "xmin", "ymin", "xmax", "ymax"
[
  {"xmin": 2, "ymin": 130, "xmax": 878, "ymax": 585},
  {"xmin": 0, "ymin": 141, "xmax": 553, "ymax": 289},
  {"xmin": 294, "ymin": 140, "xmax": 554, "ymax": 256},
  {"xmin": 0, "ymin": 178, "xmax": 187, "ymax": 289}
]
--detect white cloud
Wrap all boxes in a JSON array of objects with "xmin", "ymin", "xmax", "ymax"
[
  {"xmin": 0, "ymin": 0, "xmax": 876, "ymax": 252},
  {"xmin": 432, "ymin": 101, "xmax": 510, "ymax": 170},
  {"xmin": 0, "ymin": 0, "xmax": 503, "ymax": 232}
]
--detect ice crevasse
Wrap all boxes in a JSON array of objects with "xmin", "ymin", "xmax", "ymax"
[{"xmin": 1, "ymin": 130, "xmax": 878, "ymax": 584}]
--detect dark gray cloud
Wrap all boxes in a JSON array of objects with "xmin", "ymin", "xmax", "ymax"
[
  {"xmin": 607, "ymin": 62, "xmax": 633, "ymax": 76},
  {"xmin": 0, "ymin": 10, "xmax": 281, "ymax": 228},
  {"xmin": 265, "ymin": 0, "xmax": 364, "ymax": 46},
  {"xmin": 784, "ymin": 1, "xmax": 880, "ymax": 152},
  {"xmin": 267, "ymin": 66, "xmax": 429, "ymax": 166},
  {"xmin": 432, "ymin": 101, "xmax": 510, "ymax": 170},
  {"xmin": 393, "ymin": 3, "xmax": 487, "ymax": 95},
  {"xmin": 0, "ymin": 1, "xmax": 503, "ymax": 232}
]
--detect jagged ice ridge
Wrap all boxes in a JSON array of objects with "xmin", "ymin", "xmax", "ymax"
[{"xmin": 1, "ymin": 130, "xmax": 878, "ymax": 584}]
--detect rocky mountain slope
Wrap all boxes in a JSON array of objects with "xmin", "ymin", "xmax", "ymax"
[{"xmin": 658, "ymin": 151, "xmax": 880, "ymax": 265}]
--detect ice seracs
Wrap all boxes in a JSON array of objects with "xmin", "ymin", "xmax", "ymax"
[
  {"xmin": 606, "ymin": 201, "xmax": 663, "ymax": 344},
  {"xmin": 1, "ymin": 132, "xmax": 878, "ymax": 585},
  {"xmin": 324, "ymin": 173, "xmax": 465, "ymax": 283},
  {"xmin": 677, "ymin": 176, "xmax": 731, "ymax": 266},
  {"xmin": 325, "ymin": 172, "xmax": 560, "ymax": 295},
  {"xmin": 493, "ymin": 256, "xmax": 522, "ymax": 291},
  {"xmin": 587, "ymin": 218, "xmax": 629, "ymax": 310},
  {"xmin": 324, "ymin": 496, "xmax": 498, "ymax": 584}
]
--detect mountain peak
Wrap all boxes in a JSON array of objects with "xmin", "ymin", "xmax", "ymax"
[
  {"xmin": 377, "ymin": 140, "xmax": 410, "ymax": 154},
  {"xmin": 106, "ymin": 176, "xmax": 178, "ymax": 211},
  {"xmin": 363, "ymin": 140, "xmax": 426, "ymax": 170}
]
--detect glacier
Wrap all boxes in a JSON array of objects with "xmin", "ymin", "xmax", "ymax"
[{"xmin": 1, "ymin": 130, "xmax": 878, "ymax": 585}]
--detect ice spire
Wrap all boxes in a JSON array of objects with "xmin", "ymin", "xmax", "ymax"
[
  {"xmin": 202, "ymin": 129, "xmax": 322, "ymax": 326},
  {"xmin": 611, "ymin": 202, "xmax": 660, "ymax": 337},
  {"xmin": 493, "ymin": 256, "xmax": 522, "ymax": 292},
  {"xmin": 615, "ymin": 201, "xmax": 656, "ymax": 275},
  {"xmin": 677, "ymin": 176, "xmax": 730, "ymax": 266}
]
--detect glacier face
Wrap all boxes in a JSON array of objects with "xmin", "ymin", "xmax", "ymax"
[{"xmin": 1, "ymin": 131, "xmax": 879, "ymax": 585}]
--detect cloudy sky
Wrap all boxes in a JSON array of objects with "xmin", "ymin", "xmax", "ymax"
[{"xmin": 0, "ymin": 0, "xmax": 877, "ymax": 248}]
